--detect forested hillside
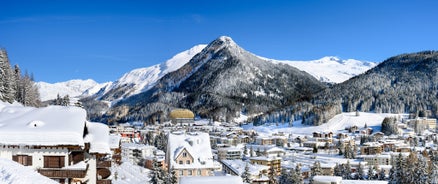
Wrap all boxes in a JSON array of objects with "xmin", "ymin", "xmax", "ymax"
[{"xmin": 252, "ymin": 51, "xmax": 438, "ymax": 126}]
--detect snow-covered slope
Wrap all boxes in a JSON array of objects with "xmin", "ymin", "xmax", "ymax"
[
  {"xmin": 97, "ymin": 44, "xmax": 206, "ymax": 101},
  {"xmin": 264, "ymin": 56, "xmax": 377, "ymax": 83},
  {"xmin": 36, "ymin": 79, "xmax": 104, "ymax": 101},
  {"xmin": 243, "ymin": 111, "xmax": 399, "ymax": 136},
  {"xmin": 0, "ymin": 158, "xmax": 57, "ymax": 184}
]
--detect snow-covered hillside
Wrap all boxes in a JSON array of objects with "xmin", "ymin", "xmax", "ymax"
[
  {"xmin": 96, "ymin": 44, "xmax": 207, "ymax": 101},
  {"xmin": 265, "ymin": 56, "xmax": 377, "ymax": 83},
  {"xmin": 36, "ymin": 79, "xmax": 105, "ymax": 101},
  {"xmin": 0, "ymin": 158, "xmax": 58, "ymax": 184},
  {"xmin": 243, "ymin": 112, "xmax": 400, "ymax": 136}
]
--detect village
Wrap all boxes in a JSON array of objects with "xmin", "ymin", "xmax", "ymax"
[{"xmin": 2, "ymin": 102, "xmax": 437, "ymax": 184}]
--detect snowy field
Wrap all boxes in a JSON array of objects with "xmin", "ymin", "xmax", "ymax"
[{"xmin": 243, "ymin": 112, "xmax": 402, "ymax": 136}]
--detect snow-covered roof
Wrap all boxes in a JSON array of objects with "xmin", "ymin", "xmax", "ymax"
[
  {"xmin": 180, "ymin": 176, "xmax": 243, "ymax": 184},
  {"xmin": 84, "ymin": 121, "xmax": 111, "ymax": 154},
  {"xmin": 313, "ymin": 175, "xmax": 342, "ymax": 182},
  {"xmin": 0, "ymin": 103, "xmax": 86, "ymax": 146},
  {"xmin": 221, "ymin": 159, "xmax": 269, "ymax": 176},
  {"xmin": 167, "ymin": 132, "xmax": 214, "ymax": 169},
  {"xmin": 109, "ymin": 134, "xmax": 121, "ymax": 149}
]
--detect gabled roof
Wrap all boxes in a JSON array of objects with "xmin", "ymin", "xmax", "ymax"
[
  {"xmin": 0, "ymin": 103, "xmax": 86, "ymax": 147},
  {"xmin": 167, "ymin": 132, "xmax": 214, "ymax": 169}
]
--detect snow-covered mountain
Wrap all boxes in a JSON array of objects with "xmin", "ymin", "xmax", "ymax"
[
  {"xmin": 263, "ymin": 56, "xmax": 377, "ymax": 83},
  {"xmin": 36, "ymin": 79, "xmax": 108, "ymax": 101},
  {"xmin": 96, "ymin": 44, "xmax": 207, "ymax": 102},
  {"xmin": 36, "ymin": 37, "xmax": 374, "ymax": 103},
  {"xmin": 104, "ymin": 36, "xmax": 326, "ymax": 122}
]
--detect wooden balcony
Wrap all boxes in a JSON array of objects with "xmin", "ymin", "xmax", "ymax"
[
  {"xmin": 38, "ymin": 168, "xmax": 87, "ymax": 178},
  {"xmin": 97, "ymin": 160, "xmax": 111, "ymax": 168}
]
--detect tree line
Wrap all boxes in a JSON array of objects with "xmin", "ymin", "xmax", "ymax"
[{"xmin": 0, "ymin": 49, "xmax": 40, "ymax": 106}]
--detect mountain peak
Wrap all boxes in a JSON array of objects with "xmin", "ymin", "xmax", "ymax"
[
  {"xmin": 218, "ymin": 35, "xmax": 234, "ymax": 43},
  {"xmin": 320, "ymin": 56, "xmax": 341, "ymax": 63},
  {"xmin": 207, "ymin": 36, "xmax": 238, "ymax": 49}
]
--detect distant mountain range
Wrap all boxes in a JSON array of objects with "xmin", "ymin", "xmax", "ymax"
[{"xmin": 37, "ymin": 38, "xmax": 375, "ymax": 104}]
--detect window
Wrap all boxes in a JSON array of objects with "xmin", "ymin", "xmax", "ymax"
[
  {"xmin": 179, "ymin": 170, "xmax": 183, "ymax": 176},
  {"xmin": 43, "ymin": 156, "xmax": 65, "ymax": 168},
  {"xmin": 186, "ymin": 160, "xmax": 190, "ymax": 164},
  {"xmin": 182, "ymin": 152, "xmax": 187, "ymax": 157},
  {"xmin": 188, "ymin": 170, "xmax": 192, "ymax": 176},
  {"xmin": 179, "ymin": 160, "xmax": 183, "ymax": 164},
  {"xmin": 12, "ymin": 155, "xmax": 32, "ymax": 166},
  {"xmin": 197, "ymin": 169, "xmax": 202, "ymax": 176}
]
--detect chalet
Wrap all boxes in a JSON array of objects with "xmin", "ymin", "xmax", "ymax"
[
  {"xmin": 249, "ymin": 157, "xmax": 281, "ymax": 176},
  {"xmin": 360, "ymin": 142, "xmax": 383, "ymax": 155},
  {"xmin": 359, "ymin": 154, "xmax": 391, "ymax": 166},
  {"xmin": 166, "ymin": 132, "xmax": 216, "ymax": 178},
  {"xmin": 0, "ymin": 105, "xmax": 111, "ymax": 184},
  {"xmin": 221, "ymin": 159, "xmax": 269, "ymax": 184}
]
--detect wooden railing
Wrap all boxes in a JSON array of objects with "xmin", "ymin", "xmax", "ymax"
[
  {"xmin": 38, "ymin": 169, "xmax": 87, "ymax": 178},
  {"xmin": 97, "ymin": 160, "xmax": 111, "ymax": 168}
]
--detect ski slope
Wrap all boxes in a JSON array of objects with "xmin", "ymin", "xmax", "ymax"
[{"xmin": 243, "ymin": 112, "xmax": 401, "ymax": 136}]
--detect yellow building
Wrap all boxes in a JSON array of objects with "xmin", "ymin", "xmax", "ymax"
[
  {"xmin": 169, "ymin": 109, "xmax": 195, "ymax": 126},
  {"xmin": 249, "ymin": 157, "xmax": 281, "ymax": 176}
]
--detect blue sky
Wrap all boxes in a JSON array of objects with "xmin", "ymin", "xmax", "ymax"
[{"xmin": 1, "ymin": 0, "xmax": 437, "ymax": 83}]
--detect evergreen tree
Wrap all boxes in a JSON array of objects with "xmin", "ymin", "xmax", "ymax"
[
  {"xmin": 149, "ymin": 159, "xmax": 165, "ymax": 184},
  {"xmin": 405, "ymin": 151, "xmax": 418, "ymax": 184},
  {"xmin": 313, "ymin": 144, "xmax": 318, "ymax": 153},
  {"xmin": 388, "ymin": 156, "xmax": 398, "ymax": 184},
  {"xmin": 168, "ymin": 167, "xmax": 178, "ymax": 184},
  {"xmin": 356, "ymin": 162, "xmax": 364, "ymax": 180},
  {"xmin": 310, "ymin": 161, "xmax": 322, "ymax": 183},
  {"xmin": 378, "ymin": 167, "xmax": 386, "ymax": 180},
  {"xmin": 364, "ymin": 165, "xmax": 374, "ymax": 180},
  {"xmin": 241, "ymin": 163, "xmax": 252, "ymax": 184},
  {"xmin": 414, "ymin": 154, "xmax": 428, "ymax": 184},
  {"xmin": 55, "ymin": 94, "xmax": 62, "ymax": 105},
  {"xmin": 278, "ymin": 169, "xmax": 290, "ymax": 184},
  {"xmin": 344, "ymin": 160, "xmax": 352, "ymax": 180},
  {"xmin": 268, "ymin": 165, "xmax": 277, "ymax": 184},
  {"xmin": 293, "ymin": 164, "xmax": 304, "ymax": 184},
  {"xmin": 0, "ymin": 49, "xmax": 14, "ymax": 103},
  {"xmin": 13, "ymin": 65, "xmax": 21, "ymax": 101},
  {"xmin": 334, "ymin": 163, "xmax": 343, "ymax": 177},
  {"xmin": 62, "ymin": 94, "xmax": 70, "ymax": 106}
]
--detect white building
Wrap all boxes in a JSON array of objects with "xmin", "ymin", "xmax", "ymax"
[
  {"xmin": 166, "ymin": 132, "xmax": 216, "ymax": 177},
  {"xmin": 0, "ymin": 104, "xmax": 111, "ymax": 184},
  {"xmin": 121, "ymin": 143, "xmax": 156, "ymax": 165},
  {"xmin": 217, "ymin": 147, "xmax": 242, "ymax": 160}
]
